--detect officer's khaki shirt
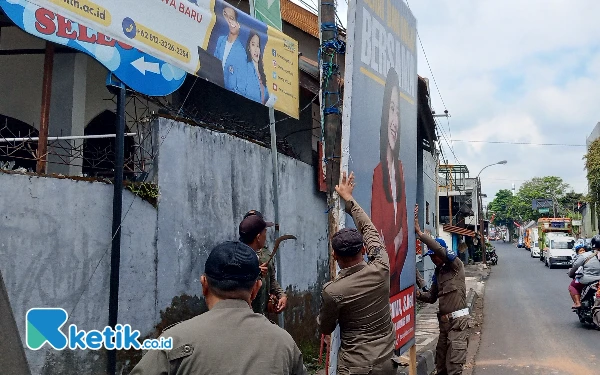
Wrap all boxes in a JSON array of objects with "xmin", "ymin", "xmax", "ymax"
[
  {"xmin": 131, "ymin": 299, "xmax": 306, "ymax": 375},
  {"xmin": 318, "ymin": 198, "xmax": 395, "ymax": 368},
  {"xmin": 417, "ymin": 235, "xmax": 467, "ymax": 315}
]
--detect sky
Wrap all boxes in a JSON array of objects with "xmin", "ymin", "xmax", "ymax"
[{"xmin": 293, "ymin": 0, "xmax": 600, "ymax": 205}]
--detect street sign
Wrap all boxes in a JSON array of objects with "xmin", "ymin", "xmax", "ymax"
[
  {"xmin": 572, "ymin": 220, "xmax": 582, "ymax": 226},
  {"xmin": 0, "ymin": 0, "xmax": 186, "ymax": 96},
  {"xmin": 538, "ymin": 208, "xmax": 550, "ymax": 213},
  {"xmin": 532, "ymin": 199, "xmax": 553, "ymax": 210}
]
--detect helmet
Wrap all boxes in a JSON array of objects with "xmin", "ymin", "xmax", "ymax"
[
  {"xmin": 424, "ymin": 238, "xmax": 457, "ymax": 261},
  {"xmin": 574, "ymin": 243, "xmax": 585, "ymax": 252},
  {"xmin": 591, "ymin": 235, "xmax": 600, "ymax": 249},
  {"xmin": 584, "ymin": 244, "xmax": 593, "ymax": 253}
]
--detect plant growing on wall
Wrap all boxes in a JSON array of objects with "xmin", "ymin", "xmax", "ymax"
[{"xmin": 584, "ymin": 138, "xmax": 600, "ymax": 228}]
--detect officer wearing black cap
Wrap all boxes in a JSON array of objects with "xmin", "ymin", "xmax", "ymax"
[
  {"xmin": 414, "ymin": 205, "xmax": 469, "ymax": 375},
  {"xmin": 318, "ymin": 172, "xmax": 396, "ymax": 374},
  {"xmin": 239, "ymin": 210, "xmax": 287, "ymax": 315},
  {"xmin": 131, "ymin": 241, "xmax": 306, "ymax": 375}
]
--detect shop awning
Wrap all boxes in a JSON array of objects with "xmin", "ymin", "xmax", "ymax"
[{"xmin": 442, "ymin": 224, "xmax": 476, "ymax": 237}]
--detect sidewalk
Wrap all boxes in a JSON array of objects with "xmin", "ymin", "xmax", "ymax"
[{"xmin": 395, "ymin": 263, "xmax": 490, "ymax": 375}]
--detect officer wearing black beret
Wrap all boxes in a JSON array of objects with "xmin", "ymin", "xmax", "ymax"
[
  {"xmin": 318, "ymin": 172, "xmax": 396, "ymax": 374},
  {"xmin": 131, "ymin": 241, "xmax": 306, "ymax": 375}
]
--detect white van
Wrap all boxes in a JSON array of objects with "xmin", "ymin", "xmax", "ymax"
[
  {"xmin": 530, "ymin": 240, "xmax": 541, "ymax": 258},
  {"xmin": 543, "ymin": 233, "xmax": 575, "ymax": 269}
]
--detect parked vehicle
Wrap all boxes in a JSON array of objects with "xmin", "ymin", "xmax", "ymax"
[
  {"xmin": 538, "ymin": 218, "xmax": 573, "ymax": 265},
  {"xmin": 517, "ymin": 236, "xmax": 524, "ymax": 248},
  {"xmin": 543, "ymin": 233, "xmax": 575, "ymax": 269},
  {"xmin": 530, "ymin": 240, "xmax": 541, "ymax": 258},
  {"xmin": 573, "ymin": 283, "xmax": 599, "ymax": 329}
]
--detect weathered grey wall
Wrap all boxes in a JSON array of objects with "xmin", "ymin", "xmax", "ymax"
[
  {"xmin": 0, "ymin": 118, "xmax": 330, "ymax": 373},
  {"xmin": 0, "ymin": 172, "xmax": 158, "ymax": 374},
  {"xmin": 154, "ymin": 117, "xmax": 329, "ymax": 308}
]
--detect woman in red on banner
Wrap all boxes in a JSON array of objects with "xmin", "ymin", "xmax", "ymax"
[{"xmin": 371, "ymin": 68, "xmax": 408, "ymax": 297}]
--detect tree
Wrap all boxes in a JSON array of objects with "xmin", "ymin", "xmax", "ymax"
[
  {"xmin": 488, "ymin": 177, "xmax": 577, "ymax": 228},
  {"xmin": 488, "ymin": 189, "xmax": 518, "ymax": 226},
  {"xmin": 559, "ymin": 191, "xmax": 585, "ymax": 218},
  {"xmin": 584, "ymin": 138, "xmax": 600, "ymax": 227},
  {"xmin": 514, "ymin": 176, "xmax": 570, "ymax": 220}
]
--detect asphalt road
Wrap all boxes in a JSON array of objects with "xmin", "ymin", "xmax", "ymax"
[{"xmin": 473, "ymin": 242, "xmax": 599, "ymax": 375}]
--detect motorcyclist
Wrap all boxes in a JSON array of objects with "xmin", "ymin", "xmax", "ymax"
[{"xmin": 568, "ymin": 235, "xmax": 600, "ymax": 309}]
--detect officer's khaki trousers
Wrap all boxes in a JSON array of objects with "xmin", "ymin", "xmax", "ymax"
[
  {"xmin": 435, "ymin": 316, "xmax": 470, "ymax": 375},
  {"xmin": 337, "ymin": 357, "xmax": 396, "ymax": 374}
]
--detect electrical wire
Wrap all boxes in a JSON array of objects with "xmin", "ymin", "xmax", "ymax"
[
  {"xmin": 452, "ymin": 140, "xmax": 586, "ymax": 147},
  {"xmin": 404, "ymin": 0, "xmax": 448, "ymax": 112}
]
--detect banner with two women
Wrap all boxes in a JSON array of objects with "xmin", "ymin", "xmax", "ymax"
[
  {"xmin": 343, "ymin": 0, "xmax": 418, "ymax": 354},
  {"xmin": 14, "ymin": 0, "xmax": 299, "ymax": 118}
]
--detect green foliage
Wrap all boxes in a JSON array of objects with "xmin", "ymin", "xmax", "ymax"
[
  {"xmin": 125, "ymin": 182, "xmax": 159, "ymax": 207},
  {"xmin": 585, "ymin": 138, "xmax": 600, "ymax": 205},
  {"xmin": 488, "ymin": 189, "xmax": 517, "ymax": 226},
  {"xmin": 488, "ymin": 177, "xmax": 582, "ymax": 227}
]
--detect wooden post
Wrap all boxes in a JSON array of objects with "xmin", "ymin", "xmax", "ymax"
[
  {"xmin": 36, "ymin": 42, "xmax": 54, "ymax": 174},
  {"xmin": 408, "ymin": 344, "xmax": 417, "ymax": 375}
]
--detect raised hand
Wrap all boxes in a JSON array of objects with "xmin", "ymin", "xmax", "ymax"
[
  {"xmin": 335, "ymin": 171, "xmax": 356, "ymax": 201},
  {"xmin": 414, "ymin": 204, "xmax": 421, "ymax": 235}
]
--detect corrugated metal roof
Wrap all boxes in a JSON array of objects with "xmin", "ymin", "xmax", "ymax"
[{"xmin": 443, "ymin": 224, "xmax": 476, "ymax": 237}]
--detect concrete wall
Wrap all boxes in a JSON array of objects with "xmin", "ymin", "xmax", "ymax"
[
  {"xmin": 581, "ymin": 203, "xmax": 597, "ymax": 238},
  {"xmin": 0, "ymin": 117, "xmax": 330, "ymax": 373},
  {"xmin": 418, "ymin": 150, "xmax": 437, "ymax": 287},
  {"xmin": 154, "ymin": 117, "xmax": 329, "ymax": 309},
  {"xmin": 0, "ymin": 172, "xmax": 158, "ymax": 374}
]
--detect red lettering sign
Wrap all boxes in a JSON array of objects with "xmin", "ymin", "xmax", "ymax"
[
  {"xmin": 33, "ymin": 7, "xmax": 133, "ymax": 49},
  {"xmin": 390, "ymin": 287, "xmax": 415, "ymax": 349},
  {"xmin": 34, "ymin": 8, "xmax": 56, "ymax": 35}
]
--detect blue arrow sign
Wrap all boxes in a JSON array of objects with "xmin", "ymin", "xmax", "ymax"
[{"xmin": 0, "ymin": 0, "xmax": 186, "ymax": 96}]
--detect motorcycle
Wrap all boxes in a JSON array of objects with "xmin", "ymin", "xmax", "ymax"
[
  {"xmin": 573, "ymin": 282, "xmax": 599, "ymax": 329},
  {"xmin": 486, "ymin": 247, "xmax": 498, "ymax": 266}
]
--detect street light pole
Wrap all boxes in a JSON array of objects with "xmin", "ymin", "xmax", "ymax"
[{"xmin": 476, "ymin": 160, "xmax": 507, "ymax": 264}]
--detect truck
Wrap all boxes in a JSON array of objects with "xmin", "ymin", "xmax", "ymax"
[{"xmin": 538, "ymin": 218, "xmax": 575, "ymax": 268}]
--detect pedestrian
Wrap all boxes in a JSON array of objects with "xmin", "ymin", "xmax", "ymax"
[
  {"xmin": 318, "ymin": 172, "xmax": 396, "ymax": 374},
  {"xmin": 239, "ymin": 210, "xmax": 287, "ymax": 315},
  {"xmin": 130, "ymin": 241, "xmax": 306, "ymax": 375},
  {"xmin": 415, "ymin": 204, "xmax": 469, "ymax": 375}
]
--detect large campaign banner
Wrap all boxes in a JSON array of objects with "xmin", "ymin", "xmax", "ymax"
[
  {"xmin": 343, "ymin": 0, "xmax": 418, "ymax": 353},
  {"xmin": 12, "ymin": 0, "xmax": 299, "ymax": 118}
]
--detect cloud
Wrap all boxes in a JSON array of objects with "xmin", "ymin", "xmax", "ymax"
[
  {"xmin": 291, "ymin": 0, "xmax": 597, "ymax": 199},
  {"xmin": 407, "ymin": 0, "xmax": 600, "ymax": 198}
]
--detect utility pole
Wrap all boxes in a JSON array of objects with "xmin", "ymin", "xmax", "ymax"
[
  {"xmin": 478, "ymin": 178, "xmax": 485, "ymax": 264},
  {"xmin": 36, "ymin": 42, "xmax": 54, "ymax": 174},
  {"xmin": 319, "ymin": 0, "xmax": 342, "ymax": 279}
]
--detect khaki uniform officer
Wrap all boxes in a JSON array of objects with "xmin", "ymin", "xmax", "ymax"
[
  {"xmin": 414, "ymin": 205, "xmax": 469, "ymax": 375},
  {"xmin": 318, "ymin": 172, "xmax": 396, "ymax": 375},
  {"xmin": 240, "ymin": 210, "xmax": 287, "ymax": 314},
  {"xmin": 130, "ymin": 241, "xmax": 306, "ymax": 375}
]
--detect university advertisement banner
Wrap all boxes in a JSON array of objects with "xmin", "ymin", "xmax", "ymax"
[
  {"xmin": 343, "ymin": 0, "xmax": 418, "ymax": 353},
  {"xmin": 0, "ymin": 0, "xmax": 187, "ymax": 96},
  {"xmin": 12, "ymin": 0, "xmax": 299, "ymax": 118}
]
